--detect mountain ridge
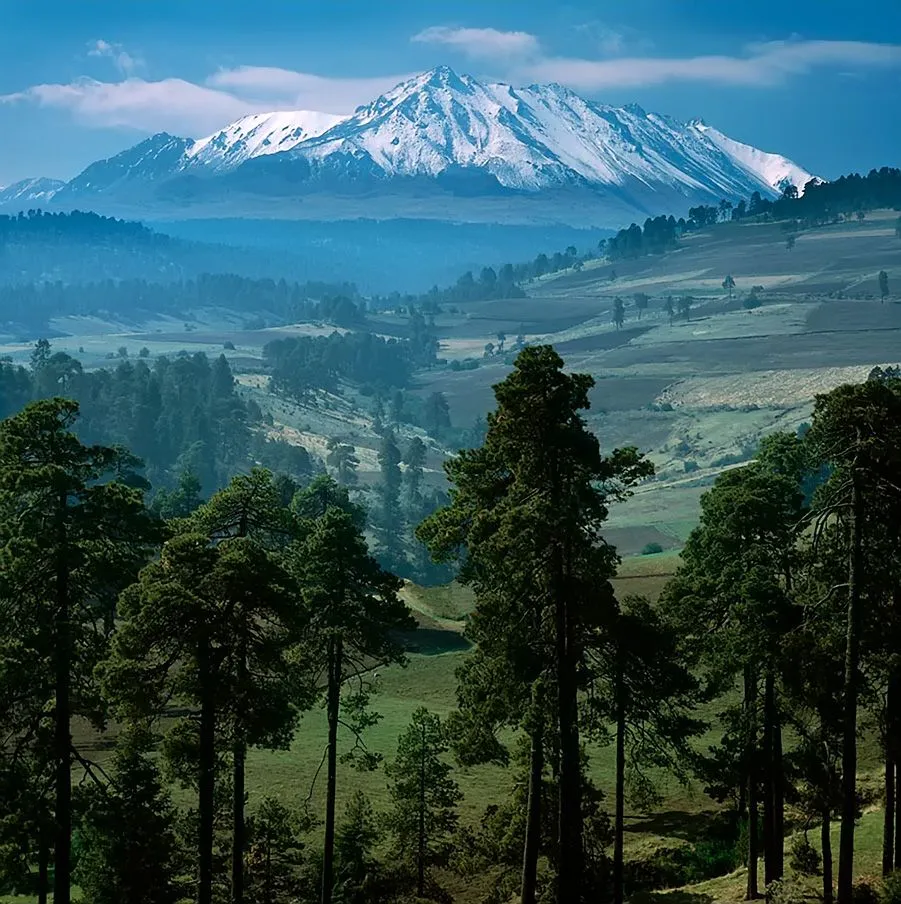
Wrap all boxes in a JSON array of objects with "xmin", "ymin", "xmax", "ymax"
[{"xmin": 5, "ymin": 66, "xmax": 817, "ymax": 227}]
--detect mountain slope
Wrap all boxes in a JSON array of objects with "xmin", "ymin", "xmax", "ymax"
[
  {"xmin": 0, "ymin": 177, "xmax": 66, "ymax": 208},
  {"xmin": 13, "ymin": 67, "xmax": 816, "ymax": 225}
]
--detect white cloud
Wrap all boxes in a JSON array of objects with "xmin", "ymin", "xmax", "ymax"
[
  {"xmin": 0, "ymin": 66, "xmax": 413, "ymax": 137},
  {"xmin": 86, "ymin": 39, "xmax": 142, "ymax": 76},
  {"xmin": 521, "ymin": 39, "xmax": 901, "ymax": 90},
  {"xmin": 206, "ymin": 66, "xmax": 414, "ymax": 112},
  {"xmin": 0, "ymin": 77, "xmax": 261, "ymax": 136},
  {"xmin": 412, "ymin": 26, "xmax": 540, "ymax": 60}
]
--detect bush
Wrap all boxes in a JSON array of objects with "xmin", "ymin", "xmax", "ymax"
[
  {"xmin": 854, "ymin": 878, "xmax": 881, "ymax": 904},
  {"xmin": 766, "ymin": 878, "xmax": 809, "ymax": 904},
  {"xmin": 880, "ymin": 871, "xmax": 901, "ymax": 904},
  {"xmin": 789, "ymin": 834, "xmax": 821, "ymax": 876},
  {"xmin": 223, "ymin": 340, "xmax": 236, "ymax": 350},
  {"xmin": 683, "ymin": 460, "xmax": 700, "ymax": 473},
  {"xmin": 641, "ymin": 542, "xmax": 664, "ymax": 556}
]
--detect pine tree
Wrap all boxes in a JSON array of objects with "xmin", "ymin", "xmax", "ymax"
[
  {"xmin": 326, "ymin": 439, "xmax": 360, "ymax": 488},
  {"xmin": 187, "ymin": 469, "xmax": 308, "ymax": 904},
  {"xmin": 613, "ymin": 296, "xmax": 625, "ymax": 329},
  {"xmin": 586, "ymin": 596, "xmax": 704, "ymax": 904},
  {"xmin": 101, "ymin": 532, "xmax": 302, "ymax": 904},
  {"xmin": 661, "ymin": 456, "xmax": 806, "ymax": 896},
  {"xmin": 0, "ymin": 398, "xmax": 155, "ymax": 904},
  {"xmin": 419, "ymin": 346, "xmax": 651, "ymax": 902},
  {"xmin": 385, "ymin": 708, "xmax": 461, "ymax": 899},
  {"xmin": 288, "ymin": 502, "xmax": 412, "ymax": 904},
  {"xmin": 402, "ymin": 437, "xmax": 426, "ymax": 520},
  {"xmin": 73, "ymin": 727, "xmax": 183, "ymax": 904},
  {"xmin": 806, "ymin": 380, "xmax": 901, "ymax": 904},
  {"xmin": 333, "ymin": 791, "xmax": 383, "ymax": 904},
  {"xmin": 245, "ymin": 797, "xmax": 307, "ymax": 904}
]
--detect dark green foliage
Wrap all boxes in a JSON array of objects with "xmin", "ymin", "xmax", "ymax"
[
  {"xmin": 264, "ymin": 331, "xmax": 428, "ymax": 398},
  {"xmin": 0, "ymin": 398, "xmax": 157, "ymax": 904},
  {"xmin": 613, "ymin": 297, "xmax": 625, "ymax": 329},
  {"xmin": 641, "ymin": 542, "xmax": 664, "ymax": 555},
  {"xmin": 245, "ymin": 797, "xmax": 308, "ymax": 904},
  {"xmin": 0, "ymin": 272, "xmax": 363, "ymax": 332},
  {"xmin": 385, "ymin": 708, "xmax": 461, "ymax": 899},
  {"xmin": 326, "ymin": 438, "xmax": 360, "ymax": 487},
  {"xmin": 333, "ymin": 792, "xmax": 386, "ymax": 904},
  {"xmin": 605, "ymin": 215, "xmax": 679, "ymax": 261},
  {"xmin": 73, "ymin": 728, "xmax": 183, "ymax": 904},
  {"xmin": 3, "ymin": 344, "xmax": 273, "ymax": 494},
  {"xmin": 789, "ymin": 835, "xmax": 822, "ymax": 877}
]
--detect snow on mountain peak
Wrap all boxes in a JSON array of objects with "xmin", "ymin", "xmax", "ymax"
[
  {"xmin": 185, "ymin": 110, "xmax": 348, "ymax": 172},
  {"xmin": 687, "ymin": 120, "xmax": 814, "ymax": 195}
]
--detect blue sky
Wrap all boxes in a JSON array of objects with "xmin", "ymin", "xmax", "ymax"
[{"xmin": 0, "ymin": 0, "xmax": 899, "ymax": 185}]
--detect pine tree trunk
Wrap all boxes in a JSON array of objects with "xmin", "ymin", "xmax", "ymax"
[
  {"xmin": 763, "ymin": 673, "xmax": 775, "ymax": 888},
  {"xmin": 418, "ymin": 718, "xmax": 427, "ymax": 898},
  {"xmin": 614, "ymin": 665, "xmax": 627, "ymax": 904},
  {"xmin": 37, "ymin": 830, "xmax": 49, "ymax": 904},
  {"xmin": 521, "ymin": 714, "xmax": 544, "ymax": 904},
  {"xmin": 745, "ymin": 666, "xmax": 760, "ymax": 901},
  {"xmin": 53, "ymin": 492, "xmax": 71, "ymax": 904},
  {"xmin": 895, "ymin": 761, "xmax": 901, "ymax": 870},
  {"xmin": 885, "ymin": 750, "xmax": 895, "ymax": 876},
  {"xmin": 773, "ymin": 707, "xmax": 784, "ymax": 881},
  {"xmin": 198, "ymin": 641, "xmax": 216, "ymax": 904},
  {"xmin": 232, "ymin": 632, "xmax": 247, "ymax": 904},
  {"xmin": 321, "ymin": 635, "xmax": 341, "ymax": 904},
  {"xmin": 555, "ymin": 548, "xmax": 583, "ymax": 903},
  {"xmin": 823, "ymin": 809, "xmax": 834, "ymax": 904},
  {"xmin": 838, "ymin": 473, "xmax": 863, "ymax": 904}
]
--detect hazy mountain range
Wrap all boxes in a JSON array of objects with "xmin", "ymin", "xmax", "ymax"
[{"xmin": 0, "ymin": 66, "xmax": 816, "ymax": 227}]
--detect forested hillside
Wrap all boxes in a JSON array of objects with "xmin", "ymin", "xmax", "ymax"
[{"xmin": 3, "ymin": 348, "xmax": 901, "ymax": 904}]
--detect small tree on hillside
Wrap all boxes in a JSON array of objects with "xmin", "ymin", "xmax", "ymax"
[
  {"xmin": 664, "ymin": 295, "xmax": 675, "ymax": 325},
  {"xmin": 326, "ymin": 438, "xmax": 359, "ymax": 488},
  {"xmin": 723, "ymin": 275, "xmax": 736, "ymax": 298},
  {"xmin": 879, "ymin": 270, "xmax": 890, "ymax": 303},
  {"xmin": 613, "ymin": 297, "xmax": 625, "ymax": 330},
  {"xmin": 633, "ymin": 293, "xmax": 650, "ymax": 320},
  {"xmin": 678, "ymin": 295, "xmax": 693, "ymax": 322},
  {"xmin": 385, "ymin": 708, "xmax": 462, "ymax": 899}
]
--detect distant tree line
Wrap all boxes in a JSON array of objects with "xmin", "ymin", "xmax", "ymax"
[
  {"xmin": 264, "ymin": 327, "xmax": 439, "ymax": 400},
  {"xmin": 0, "ymin": 343, "xmax": 312, "ymax": 494},
  {"xmin": 0, "ymin": 274, "xmax": 364, "ymax": 333}
]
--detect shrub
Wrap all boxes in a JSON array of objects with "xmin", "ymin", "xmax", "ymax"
[
  {"xmin": 641, "ymin": 542, "xmax": 664, "ymax": 556},
  {"xmin": 854, "ymin": 878, "xmax": 881, "ymax": 904},
  {"xmin": 788, "ymin": 834, "xmax": 821, "ymax": 876},
  {"xmin": 223, "ymin": 340, "xmax": 236, "ymax": 350},
  {"xmin": 683, "ymin": 460, "xmax": 700, "ymax": 473},
  {"xmin": 766, "ymin": 878, "xmax": 808, "ymax": 904},
  {"xmin": 880, "ymin": 871, "xmax": 901, "ymax": 904},
  {"xmin": 139, "ymin": 347, "xmax": 150, "ymax": 358}
]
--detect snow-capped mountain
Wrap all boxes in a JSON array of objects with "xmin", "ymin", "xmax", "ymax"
[
  {"xmin": 184, "ymin": 110, "xmax": 347, "ymax": 172},
  {"xmin": 0, "ymin": 177, "xmax": 66, "ymax": 209},
  {"xmin": 15, "ymin": 67, "xmax": 817, "ymax": 225}
]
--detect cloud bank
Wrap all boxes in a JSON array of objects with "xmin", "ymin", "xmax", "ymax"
[{"xmin": 2, "ymin": 33, "xmax": 899, "ymax": 139}]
